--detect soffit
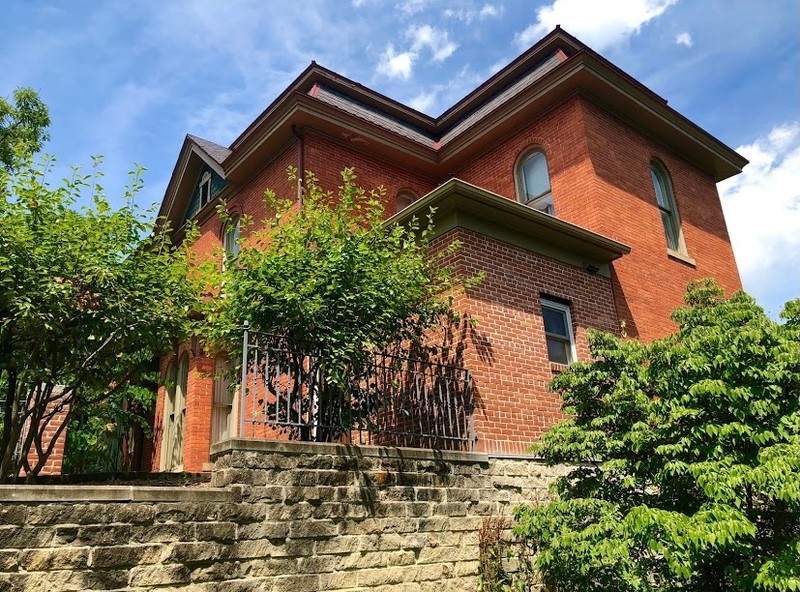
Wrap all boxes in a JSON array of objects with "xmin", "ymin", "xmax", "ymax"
[{"xmin": 386, "ymin": 178, "xmax": 630, "ymax": 273}]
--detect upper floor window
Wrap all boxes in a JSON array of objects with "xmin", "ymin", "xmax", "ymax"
[
  {"xmin": 396, "ymin": 191, "xmax": 417, "ymax": 214},
  {"xmin": 650, "ymin": 161, "xmax": 685, "ymax": 254},
  {"xmin": 541, "ymin": 298, "xmax": 576, "ymax": 365},
  {"xmin": 199, "ymin": 171, "xmax": 212, "ymax": 209},
  {"xmin": 516, "ymin": 149, "xmax": 554, "ymax": 215},
  {"xmin": 224, "ymin": 216, "xmax": 241, "ymax": 258}
]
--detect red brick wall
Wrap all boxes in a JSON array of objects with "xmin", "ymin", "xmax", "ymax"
[
  {"xmin": 578, "ymin": 99, "xmax": 742, "ymax": 340},
  {"xmin": 150, "ymin": 94, "xmax": 742, "ymax": 466},
  {"xmin": 451, "ymin": 95, "xmax": 741, "ymax": 341},
  {"xmin": 24, "ymin": 391, "xmax": 69, "ymax": 476},
  {"xmin": 433, "ymin": 228, "xmax": 619, "ymax": 453},
  {"xmin": 304, "ymin": 133, "xmax": 437, "ymax": 214}
]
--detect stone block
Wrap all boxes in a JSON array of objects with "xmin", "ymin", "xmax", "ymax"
[
  {"xmin": 0, "ymin": 506, "xmax": 27, "ymax": 525},
  {"xmin": 272, "ymin": 574, "xmax": 320, "ymax": 592},
  {"xmin": 132, "ymin": 522, "xmax": 193, "ymax": 544},
  {"xmin": 154, "ymin": 502, "xmax": 221, "ymax": 523},
  {"xmin": 0, "ymin": 526, "xmax": 54, "ymax": 548},
  {"xmin": 336, "ymin": 550, "xmax": 387, "ymax": 570},
  {"xmin": 288, "ymin": 519, "xmax": 337, "ymax": 539},
  {"xmin": 18, "ymin": 547, "xmax": 89, "ymax": 571},
  {"xmin": 238, "ymin": 521, "xmax": 289, "ymax": 541},
  {"xmin": 72, "ymin": 524, "xmax": 132, "ymax": 546},
  {"xmin": 166, "ymin": 541, "xmax": 229, "ymax": 564},
  {"xmin": 314, "ymin": 535, "xmax": 360, "ymax": 555},
  {"xmin": 195, "ymin": 521, "xmax": 237, "ymax": 542},
  {"xmin": 129, "ymin": 564, "xmax": 191, "ymax": 587},
  {"xmin": 358, "ymin": 566, "xmax": 406, "ymax": 587},
  {"xmin": 0, "ymin": 550, "xmax": 18, "ymax": 572},
  {"xmin": 189, "ymin": 560, "xmax": 244, "ymax": 582},
  {"xmin": 297, "ymin": 554, "xmax": 337, "ymax": 574},
  {"xmin": 359, "ymin": 533, "xmax": 404, "ymax": 552},
  {"xmin": 269, "ymin": 538, "xmax": 315, "ymax": 558},
  {"xmin": 89, "ymin": 544, "xmax": 162, "ymax": 568},
  {"xmin": 433, "ymin": 502, "xmax": 467, "ymax": 517}
]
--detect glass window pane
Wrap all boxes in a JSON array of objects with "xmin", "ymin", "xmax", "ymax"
[
  {"xmin": 546, "ymin": 338, "xmax": 570, "ymax": 365},
  {"xmin": 522, "ymin": 152, "xmax": 550, "ymax": 200},
  {"xmin": 651, "ymin": 169, "xmax": 668, "ymax": 209},
  {"xmin": 660, "ymin": 210, "xmax": 678, "ymax": 250},
  {"xmin": 225, "ymin": 219, "xmax": 240, "ymax": 256},
  {"xmin": 542, "ymin": 306, "xmax": 568, "ymax": 337}
]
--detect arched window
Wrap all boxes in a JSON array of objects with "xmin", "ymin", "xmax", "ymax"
[
  {"xmin": 516, "ymin": 149, "xmax": 554, "ymax": 215},
  {"xmin": 224, "ymin": 216, "xmax": 240, "ymax": 258},
  {"xmin": 650, "ymin": 161, "xmax": 685, "ymax": 253},
  {"xmin": 395, "ymin": 191, "xmax": 417, "ymax": 214}
]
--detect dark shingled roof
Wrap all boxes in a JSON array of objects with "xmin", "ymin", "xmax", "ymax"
[
  {"xmin": 310, "ymin": 53, "xmax": 562, "ymax": 149},
  {"xmin": 314, "ymin": 86, "xmax": 437, "ymax": 148},
  {"xmin": 188, "ymin": 134, "xmax": 232, "ymax": 165},
  {"xmin": 439, "ymin": 53, "xmax": 563, "ymax": 145}
]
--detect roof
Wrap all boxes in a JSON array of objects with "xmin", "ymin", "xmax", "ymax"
[
  {"xmin": 386, "ymin": 178, "xmax": 631, "ymax": 276},
  {"xmin": 159, "ymin": 27, "xmax": 749, "ymax": 228},
  {"xmin": 187, "ymin": 134, "xmax": 231, "ymax": 165}
]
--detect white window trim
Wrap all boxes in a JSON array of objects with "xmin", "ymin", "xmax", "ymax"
[
  {"xmin": 541, "ymin": 298, "xmax": 577, "ymax": 365},
  {"xmin": 199, "ymin": 171, "xmax": 212, "ymax": 208},
  {"xmin": 650, "ymin": 161, "xmax": 689, "ymax": 257}
]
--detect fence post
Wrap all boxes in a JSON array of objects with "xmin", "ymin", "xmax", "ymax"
[
  {"xmin": 239, "ymin": 321, "xmax": 249, "ymax": 438},
  {"xmin": 467, "ymin": 371, "xmax": 477, "ymax": 452}
]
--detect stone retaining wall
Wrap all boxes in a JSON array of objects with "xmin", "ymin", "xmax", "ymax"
[{"xmin": 0, "ymin": 439, "xmax": 566, "ymax": 591}]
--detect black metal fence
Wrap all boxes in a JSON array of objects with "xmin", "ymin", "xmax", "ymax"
[{"xmin": 238, "ymin": 325, "xmax": 475, "ymax": 451}]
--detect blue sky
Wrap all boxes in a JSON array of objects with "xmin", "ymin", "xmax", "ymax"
[{"xmin": 2, "ymin": 0, "xmax": 798, "ymax": 317}]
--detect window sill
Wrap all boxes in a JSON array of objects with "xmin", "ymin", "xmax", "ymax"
[
  {"xmin": 550, "ymin": 362, "xmax": 569, "ymax": 375},
  {"xmin": 667, "ymin": 249, "xmax": 696, "ymax": 267}
]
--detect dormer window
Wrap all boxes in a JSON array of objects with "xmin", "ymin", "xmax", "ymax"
[
  {"xmin": 516, "ymin": 149, "xmax": 554, "ymax": 215},
  {"xmin": 199, "ymin": 171, "xmax": 212, "ymax": 209}
]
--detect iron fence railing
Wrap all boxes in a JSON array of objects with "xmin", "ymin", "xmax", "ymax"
[{"xmin": 239, "ymin": 324, "xmax": 475, "ymax": 451}]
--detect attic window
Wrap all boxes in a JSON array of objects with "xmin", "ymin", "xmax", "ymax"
[{"xmin": 199, "ymin": 171, "xmax": 212, "ymax": 208}]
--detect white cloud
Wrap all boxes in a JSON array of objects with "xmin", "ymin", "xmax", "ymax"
[
  {"xmin": 515, "ymin": 0, "xmax": 677, "ymax": 51},
  {"xmin": 408, "ymin": 24, "xmax": 458, "ymax": 61},
  {"xmin": 675, "ymin": 31, "xmax": 693, "ymax": 47},
  {"xmin": 443, "ymin": 3, "xmax": 503, "ymax": 24},
  {"xmin": 377, "ymin": 25, "xmax": 457, "ymax": 79},
  {"xmin": 718, "ymin": 122, "xmax": 800, "ymax": 314},
  {"xmin": 397, "ymin": 0, "xmax": 432, "ymax": 16},
  {"xmin": 408, "ymin": 91, "xmax": 438, "ymax": 113},
  {"xmin": 377, "ymin": 45, "xmax": 415, "ymax": 79}
]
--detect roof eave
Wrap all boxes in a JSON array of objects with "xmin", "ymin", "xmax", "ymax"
[{"xmin": 386, "ymin": 178, "xmax": 631, "ymax": 266}]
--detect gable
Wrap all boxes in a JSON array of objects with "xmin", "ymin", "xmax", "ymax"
[{"xmin": 183, "ymin": 164, "xmax": 228, "ymax": 224}]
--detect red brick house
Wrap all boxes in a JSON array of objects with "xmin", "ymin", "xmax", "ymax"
[{"xmin": 150, "ymin": 27, "xmax": 746, "ymax": 472}]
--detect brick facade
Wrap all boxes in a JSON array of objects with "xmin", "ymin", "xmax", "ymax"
[{"xmin": 149, "ymin": 28, "xmax": 745, "ymax": 472}]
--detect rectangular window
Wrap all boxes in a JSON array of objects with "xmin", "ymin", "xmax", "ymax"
[{"xmin": 541, "ymin": 298, "xmax": 576, "ymax": 365}]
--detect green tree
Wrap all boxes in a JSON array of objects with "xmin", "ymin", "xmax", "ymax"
[
  {"xmin": 512, "ymin": 281, "xmax": 800, "ymax": 591},
  {"xmin": 202, "ymin": 168, "xmax": 463, "ymax": 434},
  {"xmin": 0, "ymin": 155, "xmax": 200, "ymax": 482},
  {"xmin": 0, "ymin": 88, "xmax": 50, "ymax": 170}
]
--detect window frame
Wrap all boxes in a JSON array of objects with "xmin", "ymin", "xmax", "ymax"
[
  {"xmin": 650, "ymin": 160, "xmax": 688, "ymax": 256},
  {"xmin": 198, "ymin": 171, "xmax": 212, "ymax": 209},
  {"xmin": 515, "ymin": 149, "xmax": 554, "ymax": 215},
  {"xmin": 540, "ymin": 298, "xmax": 577, "ymax": 365},
  {"xmin": 223, "ymin": 216, "xmax": 241, "ymax": 259},
  {"xmin": 395, "ymin": 190, "xmax": 417, "ymax": 214}
]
